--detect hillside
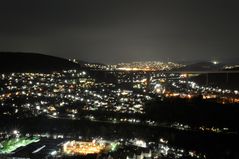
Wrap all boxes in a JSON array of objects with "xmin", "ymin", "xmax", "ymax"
[
  {"xmin": 0, "ymin": 52, "xmax": 83, "ymax": 73},
  {"xmin": 176, "ymin": 61, "xmax": 224, "ymax": 71}
]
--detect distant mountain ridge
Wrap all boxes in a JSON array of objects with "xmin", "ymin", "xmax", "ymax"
[
  {"xmin": 0, "ymin": 52, "xmax": 83, "ymax": 73},
  {"xmin": 176, "ymin": 61, "xmax": 224, "ymax": 71}
]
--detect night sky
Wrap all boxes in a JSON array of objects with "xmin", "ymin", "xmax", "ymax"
[{"xmin": 0, "ymin": 0, "xmax": 239, "ymax": 63}]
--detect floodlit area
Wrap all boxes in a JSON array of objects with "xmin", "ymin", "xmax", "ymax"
[
  {"xmin": 0, "ymin": 136, "xmax": 40, "ymax": 154},
  {"xmin": 62, "ymin": 140, "xmax": 109, "ymax": 156}
]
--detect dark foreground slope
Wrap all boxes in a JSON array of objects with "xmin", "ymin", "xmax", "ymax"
[{"xmin": 0, "ymin": 52, "xmax": 82, "ymax": 73}]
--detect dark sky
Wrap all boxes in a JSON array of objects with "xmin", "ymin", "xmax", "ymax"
[{"xmin": 0, "ymin": 0, "xmax": 239, "ymax": 63}]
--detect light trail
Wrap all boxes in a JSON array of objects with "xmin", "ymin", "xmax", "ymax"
[{"xmin": 32, "ymin": 145, "xmax": 46, "ymax": 154}]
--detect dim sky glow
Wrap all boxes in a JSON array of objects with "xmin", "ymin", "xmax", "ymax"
[{"xmin": 0, "ymin": 0, "xmax": 239, "ymax": 63}]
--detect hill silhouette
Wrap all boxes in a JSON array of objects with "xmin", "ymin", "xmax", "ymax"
[
  {"xmin": 0, "ymin": 52, "xmax": 83, "ymax": 73},
  {"xmin": 177, "ymin": 61, "xmax": 224, "ymax": 71}
]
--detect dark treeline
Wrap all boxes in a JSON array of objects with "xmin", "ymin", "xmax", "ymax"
[
  {"xmin": 144, "ymin": 96, "xmax": 239, "ymax": 129},
  {"xmin": 0, "ymin": 117, "xmax": 238, "ymax": 159},
  {"xmin": 191, "ymin": 73, "xmax": 239, "ymax": 90}
]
